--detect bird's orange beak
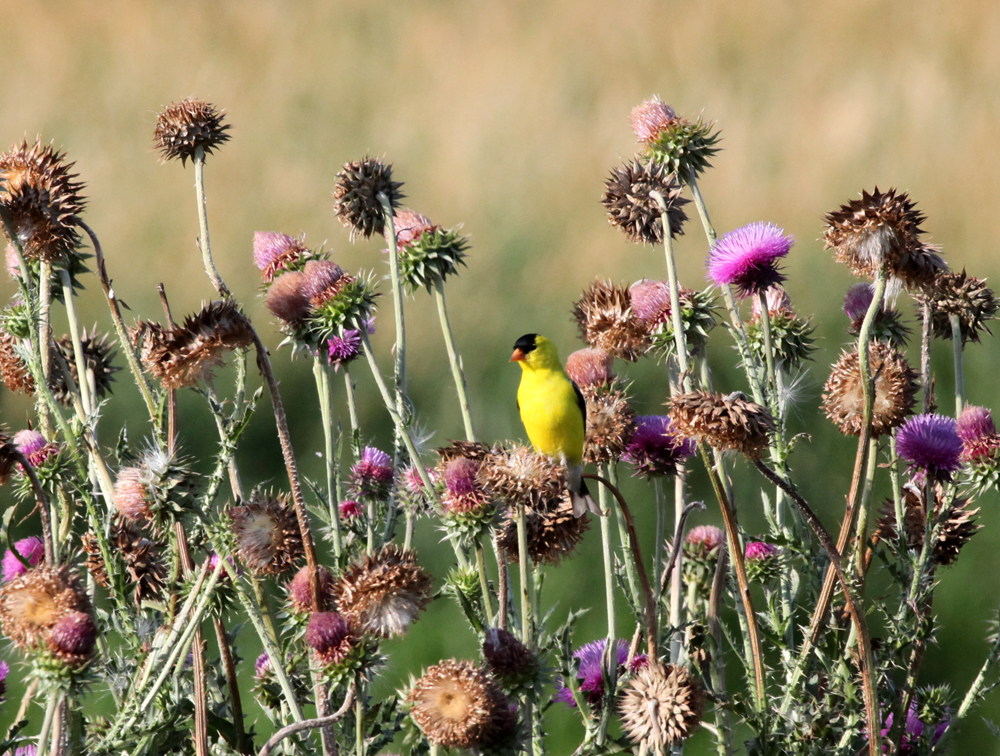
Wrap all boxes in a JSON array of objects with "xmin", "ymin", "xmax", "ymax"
[{"xmin": 510, "ymin": 348, "xmax": 527, "ymax": 362}]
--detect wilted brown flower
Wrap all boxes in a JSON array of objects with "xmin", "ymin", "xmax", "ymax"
[
  {"xmin": 0, "ymin": 566, "xmax": 90, "ymax": 650},
  {"xmin": 822, "ymin": 342, "xmax": 918, "ymax": 437},
  {"xmin": 874, "ymin": 484, "xmax": 979, "ymax": 567},
  {"xmin": 479, "ymin": 444, "xmax": 567, "ymax": 512},
  {"xmin": 228, "ymin": 492, "xmax": 304, "ymax": 576},
  {"xmin": 134, "ymin": 300, "xmax": 253, "ymax": 389},
  {"xmin": 602, "ymin": 158, "xmax": 689, "ymax": 245},
  {"xmin": 483, "ymin": 627, "xmax": 537, "ymax": 684},
  {"xmin": 823, "ymin": 188, "xmax": 946, "ymax": 289},
  {"xmin": 620, "ymin": 663, "xmax": 704, "ymax": 750},
  {"xmin": 435, "ymin": 440, "xmax": 491, "ymax": 467},
  {"xmin": 572, "ymin": 279, "xmax": 649, "ymax": 362},
  {"xmin": 916, "ymin": 269, "xmax": 1000, "ymax": 345},
  {"xmin": 408, "ymin": 659, "xmax": 510, "ymax": 750},
  {"xmin": 0, "ymin": 328, "xmax": 33, "ymax": 394},
  {"xmin": 0, "ymin": 140, "xmax": 85, "ymax": 261},
  {"xmin": 496, "ymin": 499, "xmax": 590, "ymax": 565},
  {"xmin": 51, "ymin": 329, "xmax": 117, "ymax": 406},
  {"xmin": 668, "ymin": 391, "xmax": 774, "ymax": 457},
  {"xmin": 153, "ymin": 98, "xmax": 231, "ymax": 165},
  {"xmin": 333, "ymin": 544, "xmax": 432, "ymax": 638},
  {"xmin": 333, "ymin": 157, "xmax": 404, "ymax": 240},
  {"xmin": 581, "ymin": 384, "xmax": 635, "ymax": 465},
  {"xmin": 82, "ymin": 520, "xmax": 167, "ymax": 605}
]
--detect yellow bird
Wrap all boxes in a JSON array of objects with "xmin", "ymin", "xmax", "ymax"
[{"xmin": 510, "ymin": 333, "xmax": 600, "ymax": 517}]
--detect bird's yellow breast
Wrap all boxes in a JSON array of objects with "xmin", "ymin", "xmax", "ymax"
[{"xmin": 517, "ymin": 366, "xmax": 585, "ymax": 465}]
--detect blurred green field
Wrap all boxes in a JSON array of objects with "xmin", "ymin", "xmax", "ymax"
[{"xmin": 2, "ymin": 1, "xmax": 1000, "ymax": 752}]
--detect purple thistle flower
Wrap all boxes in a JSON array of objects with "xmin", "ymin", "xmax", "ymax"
[
  {"xmin": 843, "ymin": 283, "xmax": 876, "ymax": 325},
  {"xmin": 327, "ymin": 330, "xmax": 362, "ymax": 371},
  {"xmin": 14, "ymin": 747, "xmax": 37, "ymax": 756},
  {"xmin": 745, "ymin": 541, "xmax": 779, "ymax": 561},
  {"xmin": 686, "ymin": 525, "xmax": 724, "ymax": 553},
  {"xmin": 254, "ymin": 653, "xmax": 272, "ymax": 679},
  {"xmin": 629, "ymin": 279, "xmax": 672, "ymax": 326},
  {"xmin": 253, "ymin": 232, "xmax": 306, "ymax": 282},
  {"xmin": 2, "ymin": 536, "xmax": 45, "ymax": 582},
  {"xmin": 630, "ymin": 96, "xmax": 677, "ymax": 143},
  {"xmin": 957, "ymin": 405, "xmax": 1000, "ymax": 462},
  {"xmin": 350, "ymin": 446, "xmax": 394, "ymax": 499},
  {"xmin": 301, "ymin": 260, "xmax": 345, "ymax": 304},
  {"xmin": 444, "ymin": 458, "xmax": 480, "ymax": 497},
  {"xmin": 879, "ymin": 703, "xmax": 949, "ymax": 755},
  {"xmin": 13, "ymin": 429, "xmax": 56, "ymax": 468},
  {"xmin": 896, "ymin": 413, "xmax": 963, "ymax": 481},
  {"xmin": 306, "ymin": 611, "xmax": 355, "ymax": 664},
  {"xmin": 623, "ymin": 415, "xmax": 695, "ymax": 478},
  {"xmin": 0, "ymin": 659, "xmax": 8, "ymax": 699},
  {"xmin": 403, "ymin": 465, "xmax": 432, "ymax": 492},
  {"xmin": 554, "ymin": 639, "xmax": 630, "ymax": 708},
  {"xmin": 708, "ymin": 221, "xmax": 794, "ymax": 297},
  {"xmin": 339, "ymin": 499, "xmax": 363, "ymax": 519}
]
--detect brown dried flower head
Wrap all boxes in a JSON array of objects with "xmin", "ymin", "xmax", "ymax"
[
  {"xmin": 0, "ymin": 566, "xmax": 91, "ymax": 650},
  {"xmin": 620, "ymin": 662, "xmax": 704, "ymax": 750},
  {"xmin": 0, "ymin": 328, "xmax": 33, "ymax": 394},
  {"xmin": 822, "ymin": 342, "xmax": 918, "ymax": 437},
  {"xmin": 228, "ymin": 492, "xmax": 304, "ymax": 575},
  {"xmin": 0, "ymin": 140, "xmax": 85, "ymax": 261},
  {"xmin": 435, "ymin": 440, "xmax": 491, "ymax": 468},
  {"xmin": 572, "ymin": 279, "xmax": 650, "ymax": 362},
  {"xmin": 668, "ymin": 391, "xmax": 775, "ymax": 457},
  {"xmin": 916, "ymin": 269, "xmax": 1000, "ymax": 345},
  {"xmin": 83, "ymin": 519, "xmax": 167, "ymax": 605},
  {"xmin": 497, "ymin": 498, "xmax": 590, "ymax": 566},
  {"xmin": 334, "ymin": 544, "xmax": 432, "ymax": 638},
  {"xmin": 582, "ymin": 384, "xmax": 635, "ymax": 465},
  {"xmin": 483, "ymin": 627, "xmax": 537, "ymax": 684},
  {"xmin": 51, "ymin": 329, "xmax": 117, "ymax": 406},
  {"xmin": 479, "ymin": 444, "xmax": 567, "ymax": 512},
  {"xmin": 874, "ymin": 483, "xmax": 979, "ymax": 567},
  {"xmin": 408, "ymin": 659, "xmax": 510, "ymax": 750},
  {"xmin": 135, "ymin": 300, "xmax": 253, "ymax": 389},
  {"xmin": 333, "ymin": 157, "xmax": 405, "ymax": 240},
  {"xmin": 602, "ymin": 158, "xmax": 689, "ymax": 244},
  {"xmin": 823, "ymin": 188, "xmax": 946, "ymax": 289},
  {"xmin": 153, "ymin": 98, "xmax": 231, "ymax": 165}
]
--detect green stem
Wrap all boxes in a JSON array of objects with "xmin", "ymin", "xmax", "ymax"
[
  {"xmin": 598, "ymin": 468, "xmax": 616, "ymax": 640},
  {"xmin": 669, "ymin": 473, "xmax": 686, "ymax": 664},
  {"xmin": 651, "ymin": 191, "xmax": 691, "ymax": 390},
  {"xmin": 950, "ymin": 313, "xmax": 965, "ymax": 416},
  {"xmin": 853, "ymin": 438, "xmax": 879, "ymax": 582},
  {"xmin": 193, "ymin": 148, "xmax": 231, "ymax": 298},
  {"xmin": 757, "ymin": 291, "xmax": 778, "ymax": 408},
  {"xmin": 59, "ymin": 268, "xmax": 92, "ymax": 417},
  {"xmin": 476, "ymin": 543, "xmax": 494, "ymax": 624},
  {"xmin": 343, "ymin": 364, "xmax": 361, "ymax": 458},
  {"xmin": 37, "ymin": 690, "xmax": 59, "ymax": 756},
  {"xmin": 921, "ymin": 302, "xmax": 932, "ymax": 413},
  {"xmin": 433, "ymin": 279, "xmax": 476, "ymax": 440},
  {"xmin": 314, "ymin": 357, "xmax": 342, "ymax": 557}
]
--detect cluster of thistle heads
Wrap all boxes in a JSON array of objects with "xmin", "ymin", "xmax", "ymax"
[{"xmin": 0, "ymin": 90, "xmax": 994, "ymax": 756}]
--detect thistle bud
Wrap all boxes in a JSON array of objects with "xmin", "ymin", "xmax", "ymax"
[{"xmin": 153, "ymin": 98, "xmax": 231, "ymax": 165}]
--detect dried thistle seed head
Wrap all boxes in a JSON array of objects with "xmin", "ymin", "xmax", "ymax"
[
  {"xmin": 623, "ymin": 415, "xmax": 695, "ymax": 479},
  {"xmin": 2, "ymin": 537, "xmax": 45, "ymax": 583},
  {"xmin": 916, "ymin": 269, "xmax": 1000, "ymax": 345},
  {"xmin": 581, "ymin": 385, "xmax": 635, "ymax": 465},
  {"xmin": 305, "ymin": 611, "xmax": 357, "ymax": 666},
  {"xmin": 896, "ymin": 413, "xmax": 963, "ymax": 482},
  {"xmin": 436, "ymin": 440, "xmax": 491, "ymax": 466},
  {"xmin": 265, "ymin": 270, "xmax": 310, "ymax": 323},
  {"xmin": 287, "ymin": 565, "xmax": 337, "ymax": 614},
  {"xmin": 957, "ymin": 405, "xmax": 1000, "ymax": 462},
  {"xmin": 572, "ymin": 279, "xmax": 649, "ymax": 361},
  {"xmin": 0, "ymin": 140, "xmax": 85, "ymax": 262},
  {"xmin": 115, "ymin": 520, "xmax": 167, "ymax": 605},
  {"xmin": 48, "ymin": 610, "xmax": 97, "ymax": 664},
  {"xmin": 392, "ymin": 211, "xmax": 470, "ymax": 293},
  {"xmin": 253, "ymin": 231, "xmax": 310, "ymax": 283},
  {"xmin": 228, "ymin": 492, "xmax": 304, "ymax": 575},
  {"xmin": 334, "ymin": 544, "xmax": 432, "ymax": 638},
  {"xmin": 823, "ymin": 187, "xmax": 946, "ymax": 289},
  {"xmin": 564, "ymin": 348, "xmax": 614, "ymax": 389},
  {"xmin": 408, "ymin": 659, "xmax": 509, "ymax": 750},
  {"xmin": 483, "ymin": 627, "xmax": 537, "ymax": 684},
  {"xmin": 135, "ymin": 300, "xmax": 254, "ymax": 389},
  {"xmin": 0, "ymin": 566, "xmax": 90, "ymax": 650},
  {"xmin": 668, "ymin": 391, "xmax": 775, "ymax": 458},
  {"xmin": 620, "ymin": 662, "xmax": 704, "ymax": 749},
  {"xmin": 602, "ymin": 158, "xmax": 689, "ymax": 245},
  {"xmin": 497, "ymin": 499, "xmax": 590, "ymax": 566},
  {"xmin": 479, "ymin": 444, "xmax": 567, "ymax": 511},
  {"xmin": 630, "ymin": 96, "xmax": 678, "ymax": 143},
  {"xmin": 50, "ymin": 329, "xmax": 117, "ymax": 406},
  {"xmin": 333, "ymin": 157, "xmax": 404, "ymax": 240},
  {"xmin": 0, "ymin": 327, "xmax": 33, "ymax": 395},
  {"xmin": 822, "ymin": 342, "xmax": 918, "ymax": 437},
  {"xmin": 708, "ymin": 222, "xmax": 794, "ymax": 298},
  {"xmin": 153, "ymin": 98, "xmax": 231, "ymax": 165},
  {"xmin": 875, "ymin": 483, "xmax": 979, "ymax": 567}
]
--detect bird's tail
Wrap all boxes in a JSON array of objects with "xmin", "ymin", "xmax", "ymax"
[{"xmin": 567, "ymin": 464, "xmax": 602, "ymax": 518}]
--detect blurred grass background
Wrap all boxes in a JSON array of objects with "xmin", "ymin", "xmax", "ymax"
[{"xmin": 1, "ymin": 0, "xmax": 1000, "ymax": 752}]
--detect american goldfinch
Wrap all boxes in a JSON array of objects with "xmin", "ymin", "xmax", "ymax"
[{"xmin": 510, "ymin": 333, "xmax": 600, "ymax": 517}]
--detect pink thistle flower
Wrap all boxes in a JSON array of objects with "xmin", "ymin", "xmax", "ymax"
[
  {"xmin": 957, "ymin": 405, "xmax": 1000, "ymax": 462},
  {"xmin": 708, "ymin": 222, "xmax": 794, "ymax": 298},
  {"xmin": 630, "ymin": 97, "xmax": 678, "ymax": 143},
  {"xmin": 327, "ymin": 330, "xmax": 361, "ymax": 371},
  {"xmin": 350, "ymin": 446, "xmax": 394, "ymax": 499},
  {"xmin": 565, "ymin": 348, "xmax": 614, "ymax": 389},
  {"xmin": 301, "ymin": 260, "xmax": 345, "ymax": 306},
  {"xmin": 339, "ymin": 499, "xmax": 363, "ymax": 519},
  {"xmin": 442, "ymin": 458, "xmax": 490, "ymax": 515},
  {"xmin": 254, "ymin": 653, "xmax": 272, "ymax": 679},
  {"xmin": 745, "ymin": 541, "xmax": 779, "ymax": 561},
  {"xmin": 896, "ymin": 413, "xmax": 963, "ymax": 481},
  {"xmin": 623, "ymin": 415, "xmax": 695, "ymax": 479},
  {"xmin": 265, "ymin": 270, "xmax": 310, "ymax": 323},
  {"xmin": 0, "ymin": 659, "xmax": 8, "ymax": 698},
  {"xmin": 686, "ymin": 525, "xmax": 724, "ymax": 552},
  {"xmin": 403, "ymin": 464, "xmax": 434, "ymax": 492},
  {"xmin": 2, "ymin": 536, "xmax": 45, "ymax": 582},
  {"xmin": 554, "ymin": 639, "xmax": 630, "ymax": 708},
  {"xmin": 393, "ymin": 209, "xmax": 438, "ymax": 247},
  {"xmin": 750, "ymin": 286, "xmax": 792, "ymax": 320},
  {"xmin": 629, "ymin": 280, "xmax": 672, "ymax": 326},
  {"xmin": 49, "ymin": 611, "xmax": 97, "ymax": 659},
  {"xmin": 253, "ymin": 232, "xmax": 308, "ymax": 283},
  {"xmin": 843, "ymin": 283, "xmax": 876, "ymax": 326},
  {"xmin": 13, "ymin": 429, "xmax": 57, "ymax": 468},
  {"xmin": 306, "ymin": 611, "xmax": 356, "ymax": 665},
  {"xmin": 286, "ymin": 565, "xmax": 336, "ymax": 614}
]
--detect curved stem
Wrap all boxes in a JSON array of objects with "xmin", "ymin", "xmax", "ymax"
[
  {"xmin": 193, "ymin": 148, "xmax": 231, "ymax": 298},
  {"xmin": 256, "ymin": 683, "xmax": 356, "ymax": 756},
  {"xmin": 434, "ymin": 280, "xmax": 476, "ymax": 440}
]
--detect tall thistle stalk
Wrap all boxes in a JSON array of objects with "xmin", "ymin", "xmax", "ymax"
[{"xmin": 434, "ymin": 278, "xmax": 476, "ymax": 440}]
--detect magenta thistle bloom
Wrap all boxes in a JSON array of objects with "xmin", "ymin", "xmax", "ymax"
[
  {"xmin": 623, "ymin": 415, "xmax": 695, "ymax": 478},
  {"xmin": 442, "ymin": 457, "xmax": 490, "ymax": 514},
  {"xmin": 708, "ymin": 221, "xmax": 794, "ymax": 297},
  {"xmin": 896, "ymin": 413, "xmax": 963, "ymax": 481},
  {"xmin": 403, "ymin": 465, "xmax": 431, "ymax": 492},
  {"xmin": 879, "ymin": 703, "xmax": 949, "ymax": 755},
  {"xmin": 2, "ymin": 536, "xmax": 45, "ymax": 582},
  {"xmin": 14, "ymin": 747, "xmax": 36, "ymax": 756},
  {"xmin": 750, "ymin": 286, "xmax": 792, "ymax": 319},
  {"xmin": 327, "ymin": 330, "xmax": 361, "ymax": 371},
  {"xmin": 301, "ymin": 260, "xmax": 345, "ymax": 306},
  {"xmin": 49, "ymin": 611, "xmax": 97, "ymax": 658},
  {"xmin": 253, "ymin": 231, "xmax": 307, "ymax": 282},
  {"xmin": 13, "ymin": 429, "xmax": 56, "ymax": 468},
  {"xmin": 339, "ymin": 499, "xmax": 363, "ymax": 520},
  {"xmin": 957, "ymin": 405, "xmax": 1000, "ymax": 462},
  {"xmin": 254, "ymin": 653, "xmax": 272, "ymax": 678},
  {"xmin": 745, "ymin": 541, "xmax": 779, "ymax": 561},
  {"xmin": 686, "ymin": 525, "xmax": 724, "ymax": 552},
  {"xmin": 843, "ymin": 283, "xmax": 876, "ymax": 325},
  {"xmin": 394, "ymin": 209, "xmax": 437, "ymax": 247},
  {"xmin": 630, "ymin": 96, "xmax": 677, "ymax": 143},
  {"xmin": 629, "ymin": 279, "xmax": 672, "ymax": 326},
  {"xmin": 350, "ymin": 446, "xmax": 394, "ymax": 499},
  {"xmin": 0, "ymin": 659, "xmax": 8, "ymax": 698},
  {"xmin": 306, "ymin": 611, "xmax": 355, "ymax": 665},
  {"xmin": 554, "ymin": 638, "xmax": 631, "ymax": 708}
]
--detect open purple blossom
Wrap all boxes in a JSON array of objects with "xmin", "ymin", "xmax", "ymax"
[
  {"xmin": 350, "ymin": 446, "xmax": 394, "ymax": 499},
  {"xmin": 843, "ymin": 283, "xmax": 877, "ymax": 325},
  {"xmin": 896, "ymin": 414, "xmax": 963, "ymax": 481},
  {"xmin": 327, "ymin": 330, "xmax": 362, "ymax": 371},
  {"xmin": 957, "ymin": 405, "xmax": 1000, "ymax": 462},
  {"xmin": 708, "ymin": 221, "xmax": 794, "ymax": 297},
  {"xmin": 745, "ymin": 541, "xmax": 779, "ymax": 561},
  {"xmin": 554, "ymin": 639, "xmax": 644, "ymax": 708},
  {"xmin": 339, "ymin": 499, "xmax": 363, "ymax": 520},
  {"xmin": 0, "ymin": 659, "xmax": 8, "ymax": 699},
  {"xmin": 2, "ymin": 536, "xmax": 45, "ymax": 582},
  {"xmin": 879, "ymin": 703, "xmax": 949, "ymax": 755},
  {"xmin": 13, "ymin": 429, "xmax": 57, "ymax": 468},
  {"xmin": 13, "ymin": 747, "xmax": 36, "ymax": 756},
  {"xmin": 623, "ymin": 415, "xmax": 695, "ymax": 478}
]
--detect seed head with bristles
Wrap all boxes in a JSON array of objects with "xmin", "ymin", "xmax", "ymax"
[
  {"xmin": 822, "ymin": 342, "xmax": 918, "ymax": 437},
  {"xmin": 572, "ymin": 279, "xmax": 650, "ymax": 362},
  {"xmin": 153, "ymin": 98, "xmax": 231, "ymax": 165},
  {"xmin": 228, "ymin": 492, "xmax": 304, "ymax": 575},
  {"xmin": 602, "ymin": 158, "xmax": 689, "ymax": 245},
  {"xmin": 0, "ymin": 566, "xmax": 91, "ymax": 650},
  {"xmin": 333, "ymin": 157, "xmax": 404, "ymax": 240},
  {"xmin": 581, "ymin": 384, "xmax": 635, "ymax": 465},
  {"xmin": 0, "ymin": 327, "xmax": 33, "ymax": 395},
  {"xmin": 620, "ymin": 662, "xmax": 704, "ymax": 750},
  {"xmin": 478, "ymin": 444, "xmax": 567, "ymax": 512},
  {"xmin": 875, "ymin": 483, "xmax": 979, "ymax": 567},
  {"xmin": 916, "ymin": 269, "xmax": 999, "ymax": 345},
  {"xmin": 496, "ymin": 498, "xmax": 590, "ymax": 566},
  {"xmin": 51, "ymin": 329, "xmax": 117, "ymax": 406},
  {"xmin": 668, "ymin": 391, "xmax": 775, "ymax": 458}
]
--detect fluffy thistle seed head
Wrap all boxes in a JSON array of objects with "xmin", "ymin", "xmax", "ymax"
[
  {"xmin": 228, "ymin": 493, "xmax": 304, "ymax": 575},
  {"xmin": 822, "ymin": 342, "xmax": 918, "ymax": 437},
  {"xmin": 334, "ymin": 544, "xmax": 432, "ymax": 638},
  {"xmin": 957, "ymin": 405, "xmax": 1000, "ymax": 462},
  {"xmin": 333, "ymin": 157, "xmax": 404, "ymax": 240},
  {"xmin": 602, "ymin": 158, "xmax": 689, "ymax": 245},
  {"xmin": 896, "ymin": 413, "xmax": 963, "ymax": 481},
  {"xmin": 0, "ymin": 566, "xmax": 90, "ymax": 650},
  {"xmin": 708, "ymin": 222, "xmax": 793, "ymax": 297},
  {"xmin": 305, "ymin": 611, "xmax": 356, "ymax": 665},
  {"xmin": 287, "ymin": 565, "xmax": 336, "ymax": 614},
  {"xmin": 153, "ymin": 98, "xmax": 231, "ymax": 165},
  {"xmin": 620, "ymin": 663, "xmax": 704, "ymax": 750},
  {"xmin": 668, "ymin": 391, "xmax": 775, "ymax": 458},
  {"xmin": 2, "ymin": 537, "xmax": 45, "ymax": 583},
  {"xmin": 253, "ymin": 231, "xmax": 310, "ymax": 283},
  {"xmin": 624, "ymin": 415, "xmax": 695, "ymax": 478},
  {"xmin": 564, "ymin": 348, "xmax": 614, "ymax": 389},
  {"xmin": 479, "ymin": 445, "xmax": 567, "ymax": 512},
  {"xmin": 916, "ymin": 269, "xmax": 1000, "ymax": 345},
  {"xmin": 497, "ymin": 499, "xmax": 590, "ymax": 566},
  {"xmin": 572, "ymin": 279, "xmax": 650, "ymax": 361},
  {"xmin": 581, "ymin": 386, "xmax": 635, "ymax": 465}
]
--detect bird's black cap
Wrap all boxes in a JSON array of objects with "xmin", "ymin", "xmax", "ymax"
[{"xmin": 513, "ymin": 334, "xmax": 537, "ymax": 353}]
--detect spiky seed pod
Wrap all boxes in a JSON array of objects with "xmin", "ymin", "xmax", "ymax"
[
  {"xmin": 0, "ymin": 328, "xmax": 33, "ymax": 394},
  {"xmin": 334, "ymin": 544, "xmax": 432, "ymax": 638},
  {"xmin": 85, "ymin": 522, "xmax": 168, "ymax": 604},
  {"xmin": 228, "ymin": 493, "xmax": 304, "ymax": 575},
  {"xmin": 572, "ymin": 279, "xmax": 650, "ymax": 362},
  {"xmin": 0, "ymin": 140, "xmax": 85, "ymax": 262},
  {"xmin": 483, "ymin": 627, "xmax": 537, "ymax": 685},
  {"xmin": 916, "ymin": 269, "xmax": 1000, "ymax": 344},
  {"xmin": 496, "ymin": 499, "xmax": 590, "ymax": 565},
  {"xmin": 265, "ymin": 271, "xmax": 310, "ymax": 323},
  {"xmin": 48, "ymin": 611, "xmax": 97, "ymax": 665},
  {"xmin": 135, "ymin": 300, "xmax": 254, "ymax": 389},
  {"xmin": 408, "ymin": 659, "xmax": 510, "ymax": 750},
  {"xmin": 643, "ymin": 112, "xmax": 722, "ymax": 181},
  {"xmin": 668, "ymin": 391, "xmax": 775, "ymax": 458},
  {"xmin": 253, "ymin": 231, "xmax": 311, "ymax": 283},
  {"xmin": 874, "ymin": 484, "xmax": 980, "ymax": 567},
  {"xmin": 436, "ymin": 440, "xmax": 491, "ymax": 466},
  {"xmin": 478, "ymin": 444, "xmax": 567, "ymax": 512},
  {"xmin": 822, "ymin": 342, "xmax": 918, "ymax": 437},
  {"xmin": 287, "ymin": 565, "xmax": 337, "ymax": 614},
  {"xmin": 391, "ymin": 210, "xmax": 470, "ymax": 293},
  {"xmin": 581, "ymin": 384, "xmax": 635, "ymax": 465},
  {"xmin": 564, "ymin": 348, "xmax": 614, "ymax": 389},
  {"xmin": 823, "ymin": 187, "xmax": 946, "ymax": 289},
  {"xmin": 0, "ymin": 566, "xmax": 91, "ymax": 650},
  {"xmin": 333, "ymin": 157, "xmax": 404, "ymax": 240},
  {"xmin": 620, "ymin": 663, "xmax": 704, "ymax": 750},
  {"xmin": 153, "ymin": 98, "xmax": 231, "ymax": 165},
  {"xmin": 50, "ymin": 330, "xmax": 117, "ymax": 406},
  {"xmin": 305, "ymin": 612, "xmax": 357, "ymax": 666},
  {"xmin": 602, "ymin": 158, "xmax": 689, "ymax": 245}
]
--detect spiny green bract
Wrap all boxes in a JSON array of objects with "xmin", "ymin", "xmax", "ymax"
[
  {"xmin": 397, "ymin": 226, "xmax": 469, "ymax": 293},
  {"xmin": 645, "ymin": 118, "xmax": 721, "ymax": 182}
]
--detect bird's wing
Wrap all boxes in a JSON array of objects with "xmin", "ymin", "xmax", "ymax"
[{"xmin": 571, "ymin": 379, "xmax": 586, "ymax": 424}]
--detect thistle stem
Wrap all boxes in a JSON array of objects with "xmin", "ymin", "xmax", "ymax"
[
  {"xmin": 193, "ymin": 148, "xmax": 231, "ymax": 299},
  {"xmin": 434, "ymin": 279, "xmax": 476, "ymax": 440},
  {"xmin": 650, "ymin": 191, "xmax": 691, "ymax": 390},
  {"xmin": 950, "ymin": 313, "xmax": 965, "ymax": 416},
  {"xmin": 598, "ymin": 476, "xmax": 616, "ymax": 642},
  {"xmin": 256, "ymin": 683, "xmax": 355, "ymax": 756},
  {"xmin": 314, "ymin": 356, "xmax": 343, "ymax": 557},
  {"xmin": 60, "ymin": 268, "xmax": 92, "ymax": 417},
  {"xmin": 921, "ymin": 302, "xmax": 933, "ymax": 412},
  {"xmin": 852, "ymin": 438, "xmax": 879, "ymax": 581},
  {"xmin": 515, "ymin": 503, "xmax": 532, "ymax": 648},
  {"xmin": 476, "ymin": 543, "xmax": 494, "ymax": 624},
  {"xmin": 343, "ymin": 364, "xmax": 361, "ymax": 458}
]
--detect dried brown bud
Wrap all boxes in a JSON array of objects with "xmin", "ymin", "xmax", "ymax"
[
  {"xmin": 602, "ymin": 158, "xmax": 689, "ymax": 244},
  {"xmin": 822, "ymin": 342, "xmax": 918, "ymax": 437},
  {"xmin": 668, "ymin": 391, "xmax": 774, "ymax": 457},
  {"xmin": 153, "ymin": 98, "xmax": 231, "ymax": 165},
  {"xmin": 620, "ymin": 662, "xmax": 704, "ymax": 750},
  {"xmin": 572, "ymin": 279, "xmax": 649, "ymax": 362},
  {"xmin": 333, "ymin": 157, "xmax": 404, "ymax": 240},
  {"xmin": 229, "ymin": 492, "xmax": 304, "ymax": 575},
  {"xmin": 916, "ymin": 269, "xmax": 1000, "ymax": 344}
]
